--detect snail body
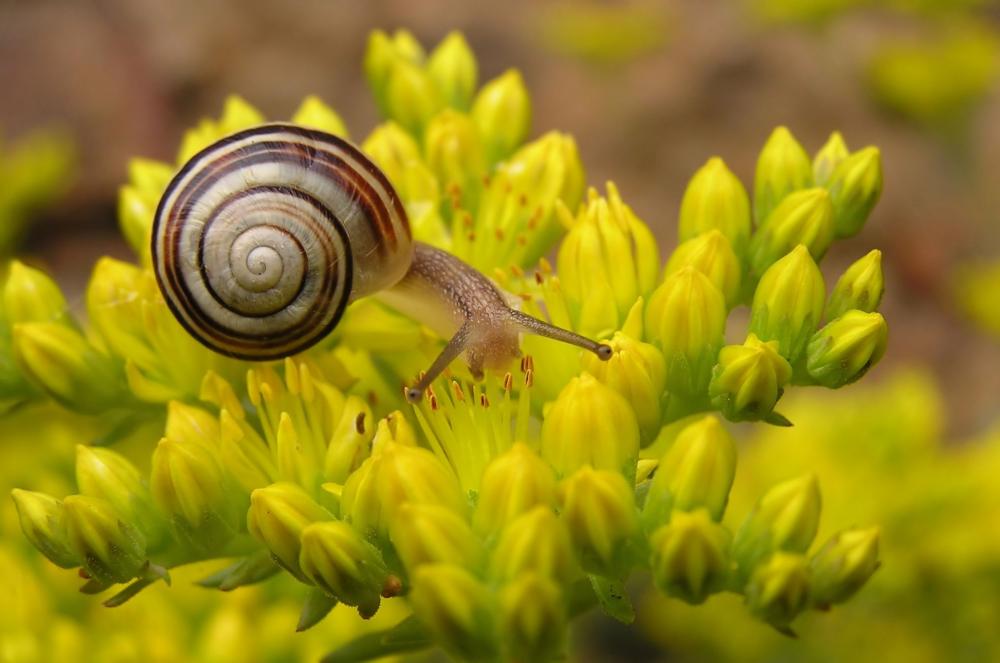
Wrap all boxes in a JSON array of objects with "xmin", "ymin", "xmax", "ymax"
[{"xmin": 152, "ymin": 124, "xmax": 609, "ymax": 401}]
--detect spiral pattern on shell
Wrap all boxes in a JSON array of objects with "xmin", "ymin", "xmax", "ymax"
[{"xmin": 152, "ymin": 124, "xmax": 413, "ymax": 359}]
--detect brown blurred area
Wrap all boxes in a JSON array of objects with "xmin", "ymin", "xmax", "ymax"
[{"xmin": 1, "ymin": 0, "xmax": 998, "ymax": 434}]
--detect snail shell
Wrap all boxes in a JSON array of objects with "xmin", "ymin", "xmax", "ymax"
[{"xmin": 152, "ymin": 124, "xmax": 412, "ymax": 359}]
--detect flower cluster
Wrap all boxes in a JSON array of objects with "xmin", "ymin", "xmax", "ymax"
[{"xmin": 8, "ymin": 30, "xmax": 886, "ymax": 661}]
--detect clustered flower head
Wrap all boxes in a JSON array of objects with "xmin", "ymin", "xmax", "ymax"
[{"xmin": 7, "ymin": 30, "xmax": 886, "ymax": 661}]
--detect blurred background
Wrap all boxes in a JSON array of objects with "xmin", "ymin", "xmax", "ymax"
[{"xmin": 1, "ymin": 0, "xmax": 999, "ymax": 661}]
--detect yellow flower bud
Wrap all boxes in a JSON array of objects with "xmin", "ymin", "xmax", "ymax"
[
  {"xmin": 299, "ymin": 521, "xmax": 389, "ymax": 617},
  {"xmin": 809, "ymin": 527, "xmax": 880, "ymax": 607},
  {"xmin": 76, "ymin": 445, "xmax": 164, "ymax": 546},
  {"xmin": 540, "ymin": 373, "xmax": 639, "ymax": 479},
  {"xmin": 645, "ymin": 267, "xmax": 727, "ymax": 398},
  {"xmin": 3, "ymin": 261, "xmax": 68, "ymax": 325},
  {"xmin": 117, "ymin": 158, "xmax": 172, "ymax": 259},
  {"xmin": 826, "ymin": 146, "xmax": 882, "ymax": 238},
  {"xmin": 812, "ymin": 131, "xmax": 849, "ymax": 185},
  {"xmin": 151, "ymin": 437, "xmax": 242, "ymax": 552},
  {"xmin": 678, "ymin": 157, "xmax": 752, "ymax": 258},
  {"xmin": 220, "ymin": 408, "xmax": 275, "ymax": 493},
  {"xmin": 409, "ymin": 564, "xmax": 499, "ymax": 661},
  {"xmin": 12, "ymin": 322, "xmax": 125, "ymax": 413},
  {"xmin": 472, "ymin": 69, "xmax": 531, "ymax": 163},
  {"xmin": 499, "ymin": 573, "xmax": 567, "ymax": 663},
  {"xmin": 165, "ymin": 400, "xmax": 219, "ymax": 449},
  {"xmin": 389, "ymin": 503, "xmax": 484, "ymax": 572},
  {"xmin": 665, "ymin": 230, "xmax": 742, "ymax": 308},
  {"xmin": 827, "ymin": 249, "xmax": 884, "ymax": 319},
  {"xmin": 247, "ymin": 482, "xmax": 334, "ymax": 578},
  {"xmin": 582, "ymin": 331, "xmax": 666, "ymax": 442},
  {"xmin": 85, "ymin": 258, "xmax": 154, "ymax": 366},
  {"xmin": 649, "ymin": 509, "xmax": 731, "ymax": 604},
  {"xmin": 748, "ymin": 188, "xmax": 834, "ymax": 277},
  {"xmin": 427, "ymin": 32, "xmax": 478, "ymax": 110},
  {"xmin": 557, "ymin": 185, "xmax": 659, "ymax": 334},
  {"xmin": 63, "ymin": 494, "xmax": 147, "ymax": 584},
  {"xmin": 474, "ymin": 443, "xmax": 556, "ymax": 535},
  {"xmin": 291, "ymin": 95, "xmax": 349, "ymax": 137},
  {"xmin": 806, "ymin": 310, "xmax": 888, "ymax": 388},
  {"xmin": 423, "ymin": 110, "xmax": 486, "ymax": 193},
  {"xmin": 364, "ymin": 30, "xmax": 402, "ymax": 111},
  {"xmin": 489, "ymin": 506, "xmax": 578, "ymax": 585},
  {"xmin": 384, "ymin": 59, "xmax": 445, "ymax": 136},
  {"xmin": 340, "ymin": 441, "xmax": 465, "ymax": 538},
  {"xmin": 745, "ymin": 552, "xmax": 810, "ymax": 630},
  {"xmin": 754, "ymin": 126, "xmax": 813, "ymax": 224},
  {"xmin": 323, "ymin": 396, "xmax": 375, "ymax": 483},
  {"xmin": 709, "ymin": 334, "xmax": 792, "ymax": 422},
  {"xmin": 505, "ymin": 132, "xmax": 586, "ymax": 221},
  {"xmin": 362, "ymin": 122, "xmax": 423, "ymax": 185},
  {"xmin": 217, "ymin": 95, "xmax": 265, "ymax": 136},
  {"xmin": 11, "ymin": 489, "xmax": 79, "ymax": 568},
  {"xmin": 749, "ymin": 245, "xmax": 826, "ymax": 363},
  {"xmin": 733, "ymin": 475, "xmax": 821, "ymax": 577},
  {"xmin": 642, "ymin": 416, "xmax": 737, "ymax": 526},
  {"xmin": 558, "ymin": 466, "xmax": 638, "ymax": 574}
]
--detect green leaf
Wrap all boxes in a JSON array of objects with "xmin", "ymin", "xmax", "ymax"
[
  {"xmin": 297, "ymin": 588, "xmax": 338, "ymax": 632},
  {"xmin": 764, "ymin": 411, "xmax": 793, "ymax": 427},
  {"xmin": 588, "ymin": 575, "xmax": 635, "ymax": 624},
  {"xmin": 320, "ymin": 615, "xmax": 432, "ymax": 663},
  {"xmin": 197, "ymin": 550, "xmax": 279, "ymax": 591}
]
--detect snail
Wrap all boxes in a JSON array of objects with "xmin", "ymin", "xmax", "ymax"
[{"xmin": 152, "ymin": 124, "xmax": 611, "ymax": 403}]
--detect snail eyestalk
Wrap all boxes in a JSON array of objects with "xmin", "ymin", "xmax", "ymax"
[{"xmin": 509, "ymin": 310, "xmax": 613, "ymax": 360}]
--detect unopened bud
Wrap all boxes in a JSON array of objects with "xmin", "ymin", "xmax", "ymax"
[
  {"xmin": 649, "ymin": 509, "xmax": 731, "ymax": 604},
  {"xmin": 409, "ymin": 564, "xmax": 499, "ymax": 661},
  {"xmin": 665, "ymin": 230, "xmax": 742, "ymax": 308},
  {"xmin": 472, "ymin": 69, "xmax": 531, "ymax": 163},
  {"xmin": 474, "ymin": 443, "xmax": 557, "ymax": 535},
  {"xmin": 748, "ymin": 245, "xmax": 826, "ymax": 363},
  {"xmin": 383, "ymin": 60, "xmax": 445, "ymax": 136},
  {"xmin": 806, "ymin": 310, "xmax": 888, "ymax": 388},
  {"xmin": 827, "ymin": 250, "xmax": 884, "ymax": 320},
  {"xmin": 390, "ymin": 503, "xmax": 484, "ymax": 572},
  {"xmin": 812, "ymin": 131, "xmax": 849, "ymax": 186},
  {"xmin": 809, "ymin": 527, "xmax": 880, "ymax": 606},
  {"xmin": 247, "ymin": 482, "xmax": 334, "ymax": 578},
  {"xmin": 754, "ymin": 126, "xmax": 813, "ymax": 224},
  {"xmin": 76, "ymin": 445, "xmax": 163, "ymax": 546},
  {"xmin": 11, "ymin": 489, "xmax": 79, "ymax": 568},
  {"xmin": 151, "ymin": 437, "xmax": 242, "ymax": 552},
  {"xmin": 678, "ymin": 157, "xmax": 752, "ymax": 258},
  {"xmin": 340, "ymin": 440, "xmax": 465, "ymax": 538},
  {"xmin": 3, "ymin": 261, "xmax": 68, "ymax": 325},
  {"xmin": 427, "ymin": 32, "xmax": 478, "ymax": 110},
  {"xmin": 424, "ymin": 110, "xmax": 486, "ymax": 192},
  {"xmin": 299, "ymin": 520, "xmax": 388, "ymax": 616},
  {"xmin": 489, "ymin": 506, "xmax": 578, "ymax": 585},
  {"xmin": 291, "ymin": 96, "xmax": 348, "ymax": 137},
  {"xmin": 499, "ymin": 573, "xmax": 567, "ymax": 663},
  {"xmin": 826, "ymin": 146, "xmax": 882, "ymax": 238},
  {"xmin": 709, "ymin": 334, "xmax": 792, "ymax": 422},
  {"xmin": 745, "ymin": 552, "xmax": 810, "ymax": 630},
  {"xmin": 732, "ymin": 475, "xmax": 821, "ymax": 578},
  {"xmin": 645, "ymin": 267, "xmax": 727, "ymax": 397},
  {"xmin": 558, "ymin": 466, "xmax": 638, "ymax": 574},
  {"xmin": 582, "ymin": 331, "xmax": 666, "ymax": 442},
  {"xmin": 540, "ymin": 373, "xmax": 639, "ymax": 479},
  {"xmin": 642, "ymin": 416, "xmax": 737, "ymax": 527},
  {"xmin": 63, "ymin": 495, "xmax": 146, "ymax": 584},
  {"xmin": 12, "ymin": 322, "xmax": 125, "ymax": 413},
  {"xmin": 749, "ymin": 188, "xmax": 834, "ymax": 278}
]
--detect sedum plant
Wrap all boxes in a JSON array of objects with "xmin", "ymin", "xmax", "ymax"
[{"xmin": 8, "ymin": 30, "xmax": 887, "ymax": 661}]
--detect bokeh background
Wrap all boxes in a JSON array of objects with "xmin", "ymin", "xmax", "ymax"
[{"xmin": 2, "ymin": 0, "xmax": 999, "ymax": 661}]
